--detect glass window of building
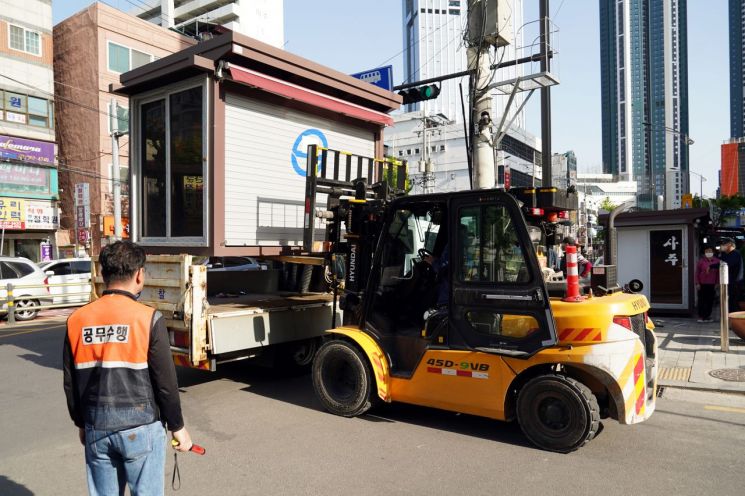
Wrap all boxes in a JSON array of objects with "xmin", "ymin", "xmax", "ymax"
[
  {"xmin": 108, "ymin": 42, "xmax": 130, "ymax": 73},
  {"xmin": 9, "ymin": 25, "xmax": 41, "ymax": 56},
  {"xmin": 108, "ymin": 42, "xmax": 154, "ymax": 74},
  {"xmin": 169, "ymin": 86, "xmax": 203, "ymax": 237},
  {"xmin": 138, "ymin": 82, "xmax": 205, "ymax": 241}
]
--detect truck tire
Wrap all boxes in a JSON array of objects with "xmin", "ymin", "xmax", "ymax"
[
  {"xmin": 516, "ymin": 374, "xmax": 600, "ymax": 453},
  {"xmin": 312, "ymin": 340, "xmax": 376, "ymax": 417}
]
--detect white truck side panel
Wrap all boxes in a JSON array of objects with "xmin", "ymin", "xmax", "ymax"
[{"xmin": 224, "ymin": 93, "xmax": 376, "ymax": 246}]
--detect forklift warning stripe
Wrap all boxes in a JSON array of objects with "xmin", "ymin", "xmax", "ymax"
[
  {"xmin": 558, "ymin": 328, "xmax": 602, "ymax": 342},
  {"xmin": 427, "ymin": 366, "xmax": 489, "ymax": 379},
  {"xmin": 633, "ymin": 354, "xmax": 645, "ymax": 415}
]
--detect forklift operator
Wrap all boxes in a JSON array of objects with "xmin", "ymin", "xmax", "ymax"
[{"xmin": 424, "ymin": 223, "xmax": 475, "ymax": 307}]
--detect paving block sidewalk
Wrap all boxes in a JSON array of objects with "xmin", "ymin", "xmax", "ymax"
[{"xmin": 654, "ymin": 315, "xmax": 745, "ymax": 393}]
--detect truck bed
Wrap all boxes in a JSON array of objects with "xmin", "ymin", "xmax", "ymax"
[{"xmin": 206, "ymin": 292, "xmax": 333, "ymax": 315}]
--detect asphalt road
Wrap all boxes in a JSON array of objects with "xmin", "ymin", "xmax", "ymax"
[{"xmin": 2, "ymin": 321, "xmax": 744, "ymax": 496}]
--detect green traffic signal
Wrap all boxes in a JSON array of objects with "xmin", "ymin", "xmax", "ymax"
[{"xmin": 398, "ymin": 84, "xmax": 441, "ymax": 105}]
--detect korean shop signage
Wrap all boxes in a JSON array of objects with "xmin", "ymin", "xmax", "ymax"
[
  {"xmin": 649, "ymin": 229, "xmax": 683, "ymax": 305},
  {"xmin": 25, "ymin": 200, "xmax": 59, "ymax": 230},
  {"xmin": 0, "ymin": 135, "xmax": 55, "ymax": 165},
  {"xmin": 0, "ymin": 162, "xmax": 52, "ymax": 195},
  {"xmin": 0, "ymin": 197, "xmax": 25, "ymax": 229}
]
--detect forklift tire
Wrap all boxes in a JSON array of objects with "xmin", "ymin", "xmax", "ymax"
[
  {"xmin": 312, "ymin": 340, "xmax": 377, "ymax": 417},
  {"xmin": 516, "ymin": 374, "xmax": 600, "ymax": 453}
]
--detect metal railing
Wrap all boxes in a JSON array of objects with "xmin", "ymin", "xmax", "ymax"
[{"xmin": 1, "ymin": 280, "xmax": 92, "ymax": 326}]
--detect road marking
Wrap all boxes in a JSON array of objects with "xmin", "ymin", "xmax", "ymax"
[
  {"xmin": 704, "ymin": 405, "xmax": 745, "ymax": 414},
  {"xmin": 0, "ymin": 327, "xmax": 62, "ymax": 339}
]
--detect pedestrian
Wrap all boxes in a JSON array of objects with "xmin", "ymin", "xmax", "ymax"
[
  {"xmin": 63, "ymin": 240, "xmax": 193, "ymax": 495},
  {"xmin": 718, "ymin": 237, "xmax": 743, "ymax": 313},
  {"xmin": 694, "ymin": 246, "xmax": 719, "ymax": 322}
]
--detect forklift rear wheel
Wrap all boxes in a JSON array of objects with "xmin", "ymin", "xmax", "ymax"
[
  {"xmin": 312, "ymin": 340, "xmax": 376, "ymax": 417},
  {"xmin": 516, "ymin": 374, "xmax": 600, "ymax": 453}
]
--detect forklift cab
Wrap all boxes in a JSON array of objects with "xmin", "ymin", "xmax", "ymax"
[{"xmin": 364, "ymin": 191, "xmax": 558, "ymax": 377}]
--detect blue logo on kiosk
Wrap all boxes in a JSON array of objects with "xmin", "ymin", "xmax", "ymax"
[{"xmin": 291, "ymin": 129, "xmax": 328, "ymax": 177}]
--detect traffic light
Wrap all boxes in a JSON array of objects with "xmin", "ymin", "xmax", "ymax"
[{"xmin": 398, "ymin": 84, "xmax": 441, "ymax": 105}]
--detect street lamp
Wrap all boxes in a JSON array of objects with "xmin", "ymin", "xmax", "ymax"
[
  {"xmin": 641, "ymin": 121, "xmax": 693, "ymax": 209},
  {"xmin": 689, "ymin": 170, "xmax": 707, "ymax": 200}
]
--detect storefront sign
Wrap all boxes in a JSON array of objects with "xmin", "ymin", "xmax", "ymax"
[
  {"xmin": 0, "ymin": 197, "xmax": 25, "ymax": 229},
  {"xmin": 0, "ymin": 162, "xmax": 52, "ymax": 195},
  {"xmin": 103, "ymin": 216, "xmax": 130, "ymax": 238},
  {"xmin": 25, "ymin": 200, "xmax": 59, "ymax": 230},
  {"xmin": 40, "ymin": 243, "xmax": 52, "ymax": 262},
  {"xmin": 0, "ymin": 135, "xmax": 55, "ymax": 165},
  {"xmin": 649, "ymin": 229, "xmax": 684, "ymax": 305},
  {"xmin": 78, "ymin": 228, "xmax": 89, "ymax": 244},
  {"xmin": 75, "ymin": 183, "xmax": 91, "ymax": 228}
]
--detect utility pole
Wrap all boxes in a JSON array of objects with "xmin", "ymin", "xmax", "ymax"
[
  {"xmin": 110, "ymin": 98, "xmax": 123, "ymax": 240},
  {"xmin": 469, "ymin": 0, "xmax": 495, "ymax": 189},
  {"xmin": 539, "ymin": 0, "xmax": 552, "ymax": 186}
]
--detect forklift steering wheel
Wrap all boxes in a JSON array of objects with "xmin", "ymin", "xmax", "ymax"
[{"xmin": 418, "ymin": 248, "xmax": 433, "ymax": 260}]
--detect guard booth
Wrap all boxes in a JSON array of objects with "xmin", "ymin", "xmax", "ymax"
[
  {"xmin": 112, "ymin": 29, "xmax": 401, "ymax": 256},
  {"xmin": 601, "ymin": 208, "xmax": 711, "ymax": 315}
]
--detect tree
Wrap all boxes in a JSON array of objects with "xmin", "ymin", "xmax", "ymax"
[
  {"xmin": 692, "ymin": 195, "xmax": 710, "ymax": 209},
  {"xmin": 712, "ymin": 195, "xmax": 745, "ymax": 229},
  {"xmin": 598, "ymin": 197, "xmax": 617, "ymax": 212}
]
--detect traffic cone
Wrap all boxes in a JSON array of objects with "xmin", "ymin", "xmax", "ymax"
[{"xmin": 563, "ymin": 245, "xmax": 585, "ymax": 302}]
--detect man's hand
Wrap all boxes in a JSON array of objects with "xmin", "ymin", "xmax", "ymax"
[
  {"xmin": 171, "ymin": 427, "xmax": 193, "ymax": 452},
  {"xmin": 78, "ymin": 427, "xmax": 86, "ymax": 446}
]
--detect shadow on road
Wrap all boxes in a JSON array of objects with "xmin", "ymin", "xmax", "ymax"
[
  {"xmin": 0, "ymin": 475, "xmax": 34, "ymax": 496},
  {"xmin": 0, "ymin": 321, "xmax": 65, "ymax": 371}
]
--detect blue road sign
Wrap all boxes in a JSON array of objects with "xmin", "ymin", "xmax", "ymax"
[{"xmin": 350, "ymin": 65, "xmax": 394, "ymax": 92}]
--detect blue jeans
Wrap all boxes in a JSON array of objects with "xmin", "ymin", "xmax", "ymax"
[{"xmin": 84, "ymin": 420, "xmax": 166, "ymax": 496}]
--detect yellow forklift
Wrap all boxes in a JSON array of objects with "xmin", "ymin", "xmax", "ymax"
[{"xmin": 303, "ymin": 146, "xmax": 656, "ymax": 453}]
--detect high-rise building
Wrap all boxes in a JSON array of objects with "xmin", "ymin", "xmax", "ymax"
[
  {"xmin": 134, "ymin": 0, "xmax": 284, "ymax": 48},
  {"xmin": 0, "ymin": 0, "xmax": 59, "ymax": 261},
  {"xmin": 721, "ymin": 138, "xmax": 745, "ymax": 195},
  {"xmin": 730, "ymin": 0, "xmax": 745, "ymax": 139},
  {"xmin": 401, "ymin": 0, "xmax": 524, "ymax": 126},
  {"xmin": 600, "ymin": 0, "xmax": 689, "ymax": 210}
]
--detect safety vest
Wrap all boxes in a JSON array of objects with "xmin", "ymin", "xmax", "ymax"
[{"xmin": 67, "ymin": 292, "xmax": 158, "ymax": 425}]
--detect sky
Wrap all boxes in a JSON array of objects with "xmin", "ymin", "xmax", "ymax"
[{"xmin": 53, "ymin": 0, "xmax": 727, "ymax": 197}]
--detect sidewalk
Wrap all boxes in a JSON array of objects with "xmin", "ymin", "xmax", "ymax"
[{"xmin": 654, "ymin": 315, "xmax": 745, "ymax": 394}]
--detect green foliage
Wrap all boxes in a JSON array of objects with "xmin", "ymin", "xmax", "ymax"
[
  {"xmin": 692, "ymin": 195, "xmax": 710, "ymax": 209},
  {"xmin": 712, "ymin": 195, "xmax": 745, "ymax": 228},
  {"xmin": 598, "ymin": 197, "xmax": 617, "ymax": 212}
]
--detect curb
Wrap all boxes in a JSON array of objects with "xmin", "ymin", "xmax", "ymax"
[
  {"xmin": 0, "ymin": 315, "xmax": 70, "ymax": 330},
  {"xmin": 659, "ymin": 379, "xmax": 745, "ymax": 395}
]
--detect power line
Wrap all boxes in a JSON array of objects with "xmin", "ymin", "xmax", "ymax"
[{"xmin": 0, "ymin": 74, "xmax": 117, "ymax": 121}]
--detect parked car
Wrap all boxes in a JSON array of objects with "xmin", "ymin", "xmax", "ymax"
[
  {"xmin": 0, "ymin": 257, "xmax": 52, "ymax": 321},
  {"xmin": 38, "ymin": 258, "xmax": 92, "ymax": 306},
  {"xmin": 202, "ymin": 256, "xmax": 269, "ymax": 271}
]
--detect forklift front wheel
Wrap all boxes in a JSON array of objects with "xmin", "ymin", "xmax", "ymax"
[
  {"xmin": 516, "ymin": 374, "xmax": 600, "ymax": 453},
  {"xmin": 312, "ymin": 340, "xmax": 377, "ymax": 417}
]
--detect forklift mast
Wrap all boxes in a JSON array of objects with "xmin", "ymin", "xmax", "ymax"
[{"xmin": 302, "ymin": 145, "xmax": 408, "ymax": 307}]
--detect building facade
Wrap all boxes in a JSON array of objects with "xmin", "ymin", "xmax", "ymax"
[
  {"xmin": 730, "ymin": 0, "xmax": 745, "ymax": 139},
  {"xmin": 0, "ymin": 0, "xmax": 59, "ymax": 261},
  {"xmin": 551, "ymin": 150, "xmax": 577, "ymax": 190},
  {"xmin": 387, "ymin": 112, "xmax": 542, "ymax": 195},
  {"xmin": 54, "ymin": 2, "xmax": 194, "ymax": 256},
  {"xmin": 600, "ymin": 0, "xmax": 689, "ymax": 210},
  {"xmin": 721, "ymin": 138, "xmax": 745, "ymax": 196},
  {"xmin": 134, "ymin": 0, "xmax": 284, "ymax": 48}
]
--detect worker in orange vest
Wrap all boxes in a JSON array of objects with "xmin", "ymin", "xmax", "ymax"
[{"xmin": 63, "ymin": 241, "xmax": 193, "ymax": 495}]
